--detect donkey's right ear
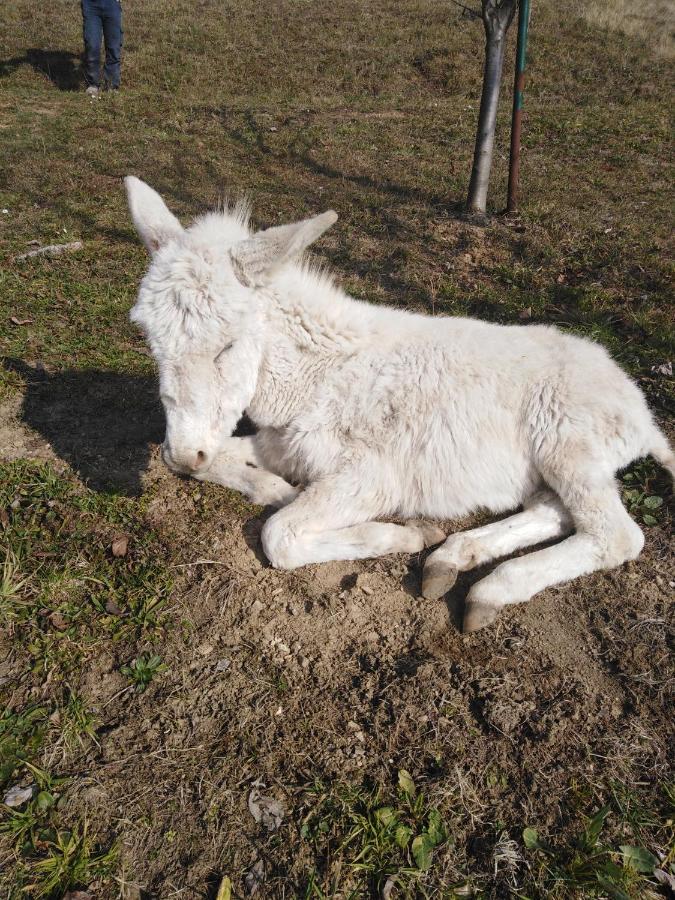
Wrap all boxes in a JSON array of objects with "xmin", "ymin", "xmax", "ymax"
[{"xmin": 125, "ymin": 176, "xmax": 184, "ymax": 253}]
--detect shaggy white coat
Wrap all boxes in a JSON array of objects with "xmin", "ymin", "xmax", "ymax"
[{"xmin": 125, "ymin": 177, "xmax": 674, "ymax": 631}]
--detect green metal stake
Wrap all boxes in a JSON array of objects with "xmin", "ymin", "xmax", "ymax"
[{"xmin": 507, "ymin": 0, "xmax": 531, "ymax": 213}]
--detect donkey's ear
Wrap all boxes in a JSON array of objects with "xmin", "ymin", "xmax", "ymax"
[
  {"xmin": 125, "ymin": 176, "xmax": 183, "ymax": 254},
  {"xmin": 230, "ymin": 210, "xmax": 337, "ymax": 287}
]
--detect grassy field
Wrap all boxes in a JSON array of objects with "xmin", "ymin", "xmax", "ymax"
[{"xmin": 0, "ymin": 0, "xmax": 673, "ymax": 897}]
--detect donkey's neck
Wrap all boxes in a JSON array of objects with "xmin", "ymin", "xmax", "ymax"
[{"xmin": 247, "ymin": 262, "xmax": 379, "ymax": 428}]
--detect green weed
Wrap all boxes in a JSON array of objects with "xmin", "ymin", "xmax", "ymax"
[
  {"xmin": 301, "ymin": 769, "xmax": 453, "ymax": 896},
  {"xmin": 621, "ymin": 458, "xmax": 669, "ymax": 527},
  {"xmin": 120, "ymin": 652, "xmax": 167, "ymax": 692},
  {"xmin": 521, "ymin": 803, "xmax": 671, "ymax": 898}
]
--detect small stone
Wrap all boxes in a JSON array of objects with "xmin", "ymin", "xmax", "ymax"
[
  {"xmin": 250, "ymin": 599, "xmax": 265, "ymax": 619},
  {"xmin": 111, "ymin": 533, "xmax": 129, "ymax": 557},
  {"xmin": 361, "ymin": 585, "xmax": 374, "ymax": 596},
  {"xmin": 215, "ymin": 657, "xmax": 231, "ymax": 672}
]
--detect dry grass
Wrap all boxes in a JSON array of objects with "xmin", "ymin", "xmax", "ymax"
[{"xmin": 573, "ymin": 0, "xmax": 674, "ymax": 58}]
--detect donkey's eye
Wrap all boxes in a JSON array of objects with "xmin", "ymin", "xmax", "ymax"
[{"xmin": 214, "ymin": 342, "xmax": 234, "ymax": 363}]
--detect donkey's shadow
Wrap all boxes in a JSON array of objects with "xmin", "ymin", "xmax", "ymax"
[{"xmin": 4, "ymin": 359, "xmax": 164, "ymax": 496}]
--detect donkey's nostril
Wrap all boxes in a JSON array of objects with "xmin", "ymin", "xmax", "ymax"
[
  {"xmin": 191, "ymin": 450, "xmax": 211, "ymax": 472},
  {"xmin": 162, "ymin": 446, "xmax": 210, "ymax": 474}
]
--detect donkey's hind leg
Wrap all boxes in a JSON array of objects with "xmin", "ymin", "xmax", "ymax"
[
  {"xmin": 463, "ymin": 479, "xmax": 643, "ymax": 631},
  {"xmin": 422, "ymin": 490, "xmax": 572, "ymax": 601}
]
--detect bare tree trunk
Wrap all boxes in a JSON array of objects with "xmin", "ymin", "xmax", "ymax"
[{"xmin": 466, "ymin": 0, "xmax": 518, "ymax": 217}]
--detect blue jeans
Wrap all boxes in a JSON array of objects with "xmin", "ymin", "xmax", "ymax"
[{"xmin": 82, "ymin": 0, "xmax": 122, "ymax": 88}]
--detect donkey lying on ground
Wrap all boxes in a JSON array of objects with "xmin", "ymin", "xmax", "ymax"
[{"xmin": 125, "ymin": 177, "xmax": 674, "ymax": 632}]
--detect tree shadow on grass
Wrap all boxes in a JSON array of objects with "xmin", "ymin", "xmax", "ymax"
[
  {"xmin": 4, "ymin": 359, "xmax": 164, "ymax": 496},
  {"xmin": 0, "ymin": 49, "xmax": 82, "ymax": 91}
]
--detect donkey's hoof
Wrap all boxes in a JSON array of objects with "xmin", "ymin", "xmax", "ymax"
[
  {"xmin": 422, "ymin": 559, "xmax": 458, "ymax": 600},
  {"xmin": 463, "ymin": 601, "xmax": 500, "ymax": 633},
  {"xmin": 407, "ymin": 520, "xmax": 446, "ymax": 549}
]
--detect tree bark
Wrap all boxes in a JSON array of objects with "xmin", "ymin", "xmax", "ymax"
[{"xmin": 466, "ymin": 0, "xmax": 518, "ymax": 217}]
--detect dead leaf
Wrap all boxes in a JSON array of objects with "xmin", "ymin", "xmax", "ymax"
[
  {"xmin": 382, "ymin": 876, "xmax": 397, "ymax": 899},
  {"xmin": 651, "ymin": 361, "xmax": 672, "ymax": 377},
  {"xmin": 215, "ymin": 876, "xmax": 232, "ymax": 900},
  {"xmin": 105, "ymin": 599, "xmax": 124, "ymax": 616},
  {"xmin": 0, "ymin": 509, "xmax": 9, "ymax": 528},
  {"xmin": 3, "ymin": 783, "xmax": 35, "ymax": 807},
  {"xmin": 654, "ymin": 869, "xmax": 675, "ymax": 890},
  {"xmin": 244, "ymin": 859, "xmax": 265, "ymax": 895},
  {"xmin": 10, "ymin": 316, "xmax": 33, "ymax": 326},
  {"xmin": 518, "ymin": 307, "xmax": 532, "ymax": 320},
  {"xmin": 248, "ymin": 780, "xmax": 286, "ymax": 831},
  {"xmin": 111, "ymin": 533, "xmax": 129, "ymax": 557},
  {"xmin": 556, "ymin": 273, "xmax": 566, "ymax": 284}
]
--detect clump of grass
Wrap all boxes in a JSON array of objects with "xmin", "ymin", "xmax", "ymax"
[
  {"xmin": 58, "ymin": 692, "xmax": 99, "ymax": 751},
  {"xmin": 300, "ymin": 769, "xmax": 456, "ymax": 896},
  {"xmin": 521, "ymin": 803, "xmax": 671, "ymax": 898},
  {"xmin": 0, "ymin": 707, "xmax": 48, "ymax": 791},
  {"xmin": 0, "ymin": 549, "xmax": 31, "ymax": 625},
  {"xmin": 12, "ymin": 820, "xmax": 117, "ymax": 899},
  {"xmin": 1, "ymin": 758, "xmax": 117, "ymax": 899}
]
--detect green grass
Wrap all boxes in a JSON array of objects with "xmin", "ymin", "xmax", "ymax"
[
  {"xmin": 0, "ymin": 460, "xmax": 171, "ymax": 896},
  {"xmin": 0, "ymin": 460, "xmax": 172, "ymax": 657}
]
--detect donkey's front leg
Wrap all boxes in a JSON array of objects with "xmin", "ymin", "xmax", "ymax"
[
  {"xmin": 261, "ymin": 477, "xmax": 444, "ymax": 568},
  {"xmin": 193, "ymin": 436, "xmax": 300, "ymax": 508}
]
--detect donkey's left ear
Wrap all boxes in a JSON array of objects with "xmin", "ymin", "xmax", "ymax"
[
  {"xmin": 230, "ymin": 210, "xmax": 337, "ymax": 287},
  {"xmin": 125, "ymin": 176, "xmax": 184, "ymax": 254}
]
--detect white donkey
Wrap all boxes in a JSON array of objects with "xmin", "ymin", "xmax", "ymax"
[{"xmin": 125, "ymin": 177, "xmax": 674, "ymax": 632}]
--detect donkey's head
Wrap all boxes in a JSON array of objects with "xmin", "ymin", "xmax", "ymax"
[{"xmin": 125, "ymin": 177, "xmax": 336, "ymax": 475}]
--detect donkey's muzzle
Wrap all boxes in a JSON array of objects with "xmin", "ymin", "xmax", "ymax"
[{"xmin": 162, "ymin": 443, "xmax": 212, "ymax": 475}]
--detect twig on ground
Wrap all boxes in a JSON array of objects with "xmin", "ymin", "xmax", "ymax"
[{"xmin": 15, "ymin": 241, "xmax": 83, "ymax": 261}]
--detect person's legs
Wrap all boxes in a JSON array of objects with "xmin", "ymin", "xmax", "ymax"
[
  {"xmin": 82, "ymin": 0, "xmax": 103, "ymax": 88},
  {"xmin": 102, "ymin": 0, "xmax": 123, "ymax": 89}
]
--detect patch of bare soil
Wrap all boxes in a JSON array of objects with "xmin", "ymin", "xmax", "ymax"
[{"xmin": 1, "ymin": 395, "xmax": 673, "ymax": 897}]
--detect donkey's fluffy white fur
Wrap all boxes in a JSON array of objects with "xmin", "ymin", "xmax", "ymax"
[{"xmin": 126, "ymin": 177, "xmax": 674, "ymax": 631}]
